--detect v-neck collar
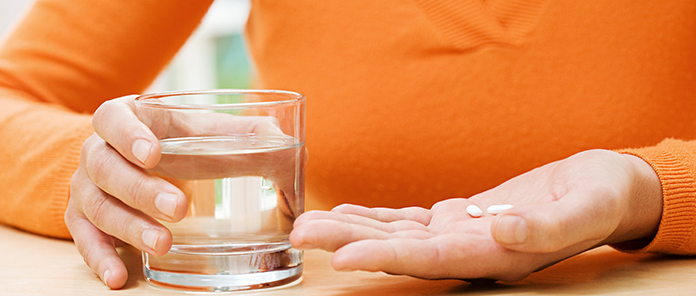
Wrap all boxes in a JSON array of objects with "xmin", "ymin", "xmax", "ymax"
[{"xmin": 414, "ymin": 0, "xmax": 550, "ymax": 49}]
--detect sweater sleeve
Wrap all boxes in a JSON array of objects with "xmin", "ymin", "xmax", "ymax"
[
  {"xmin": 614, "ymin": 139, "xmax": 696, "ymax": 255},
  {"xmin": 0, "ymin": 0, "xmax": 213, "ymax": 239}
]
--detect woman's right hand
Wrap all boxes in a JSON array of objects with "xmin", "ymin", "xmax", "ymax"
[
  {"xmin": 64, "ymin": 94, "xmax": 303, "ymax": 289},
  {"xmin": 64, "ymin": 95, "xmax": 188, "ymax": 289}
]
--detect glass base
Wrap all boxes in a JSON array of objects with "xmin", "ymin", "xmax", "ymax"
[{"xmin": 143, "ymin": 245, "xmax": 303, "ymax": 292}]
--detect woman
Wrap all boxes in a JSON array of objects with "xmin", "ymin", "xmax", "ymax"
[{"xmin": 0, "ymin": 0, "xmax": 694, "ymax": 289}]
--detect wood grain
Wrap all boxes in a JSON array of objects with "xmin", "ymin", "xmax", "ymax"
[{"xmin": 1, "ymin": 224, "xmax": 694, "ymax": 295}]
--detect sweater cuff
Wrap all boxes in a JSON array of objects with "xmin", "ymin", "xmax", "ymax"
[{"xmin": 612, "ymin": 139, "xmax": 696, "ymax": 254}]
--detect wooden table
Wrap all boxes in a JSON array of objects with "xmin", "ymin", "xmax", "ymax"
[{"xmin": 1, "ymin": 224, "xmax": 695, "ymax": 295}]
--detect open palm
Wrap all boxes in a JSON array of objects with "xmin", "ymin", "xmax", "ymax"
[{"xmin": 290, "ymin": 150, "xmax": 662, "ymax": 281}]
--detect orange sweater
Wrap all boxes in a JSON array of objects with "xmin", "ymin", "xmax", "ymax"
[{"xmin": 0, "ymin": 0, "xmax": 694, "ymax": 255}]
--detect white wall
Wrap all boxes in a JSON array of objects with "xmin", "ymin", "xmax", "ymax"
[
  {"xmin": 0, "ymin": 0, "xmax": 36, "ymax": 40},
  {"xmin": 0, "ymin": 0, "xmax": 251, "ymax": 92}
]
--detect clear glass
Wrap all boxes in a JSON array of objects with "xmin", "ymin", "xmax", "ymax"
[{"xmin": 134, "ymin": 89, "xmax": 306, "ymax": 292}]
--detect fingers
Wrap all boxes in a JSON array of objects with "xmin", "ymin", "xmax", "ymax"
[
  {"xmin": 67, "ymin": 165, "xmax": 168, "ymax": 289},
  {"xmin": 82, "ymin": 135, "xmax": 187, "ymax": 222},
  {"xmin": 72, "ymin": 96, "xmax": 181, "ymax": 289},
  {"xmin": 295, "ymin": 210, "xmax": 430, "ymax": 232},
  {"xmin": 332, "ymin": 238, "xmax": 440, "ymax": 276},
  {"xmin": 331, "ymin": 204, "xmax": 432, "ymax": 225},
  {"xmin": 80, "ymin": 189, "xmax": 172, "ymax": 255},
  {"xmin": 92, "ymin": 95, "xmax": 161, "ymax": 169},
  {"xmin": 290, "ymin": 210, "xmax": 434, "ymax": 251},
  {"xmin": 71, "ymin": 166, "xmax": 173, "ymax": 256},
  {"xmin": 291, "ymin": 219, "xmax": 394, "ymax": 251},
  {"xmin": 331, "ymin": 234, "xmax": 571, "ymax": 282},
  {"xmin": 330, "ymin": 234, "xmax": 517, "ymax": 280},
  {"xmin": 490, "ymin": 196, "xmax": 619, "ymax": 253},
  {"xmin": 65, "ymin": 213, "xmax": 128, "ymax": 289}
]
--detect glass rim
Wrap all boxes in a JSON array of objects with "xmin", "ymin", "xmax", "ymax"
[{"xmin": 134, "ymin": 89, "xmax": 306, "ymax": 110}]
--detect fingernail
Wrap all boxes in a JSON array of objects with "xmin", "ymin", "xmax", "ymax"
[
  {"xmin": 103, "ymin": 269, "xmax": 111, "ymax": 287},
  {"xmin": 141, "ymin": 228, "xmax": 162, "ymax": 251},
  {"xmin": 132, "ymin": 139, "xmax": 152, "ymax": 164},
  {"xmin": 496, "ymin": 215, "xmax": 527, "ymax": 244},
  {"xmin": 155, "ymin": 192, "xmax": 179, "ymax": 219}
]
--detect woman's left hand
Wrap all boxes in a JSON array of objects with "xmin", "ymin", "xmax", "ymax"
[{"xmin": 290, "ymin": 149, "xmax": 662, "ymax": 281}]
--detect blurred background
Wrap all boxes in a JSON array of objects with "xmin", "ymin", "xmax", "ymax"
[{"xmin": 0, "ymin": 0, "xmax": 253, "ymax": 93}]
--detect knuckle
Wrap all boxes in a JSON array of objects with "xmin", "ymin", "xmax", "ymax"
[
  {"xmin": 82, "ymin": 195, "xmax": 139, "ymax": 246},
  {"xmin": 85, "ymin": 149, "xmax": 117, "ymax": 185},
  {"xmin": 92, "ymin": 100, "xmax": 117, "ymax": 127},
  {"xmin": 63, "ymin": 210, "xmax": 76, "ymax": 232},
  {"xmin": 268, "ymin": 117, "xmax": 282, "ymax": 130},
  {"xmin": 64, "ymin": 201, "xmax": 80, "ymax": 228},
  {"xmin": 69, "ymin": 169, "xmax": 84, "ymax": 194},
  {"xmin": 80, "ymin": 244, "xmax": 97, "ymax": 267},
  {"xmin": 117, "ymin": 216, "xmax": 139, "ymax": 243},
  {"xmin": 83, "ymin": 194, "xmax": 111, "ymax": 227},
  {"xmin": 67, "ymin": 169, "xmax": 93, "ymax": 228},
  {"xmin": 79, "ymin": 134, "xmax": 101, "ymax": 161},
  {"xmin": 252, "ymin": 116, "xmax": 282, "ymax": 134},
  {"xmin": 126, "ymin": 176, "xmax": 150, "ymax": 209},
  {"xmin": 94, "ymin": 98, "xmax": 125, "ymax": 118}
]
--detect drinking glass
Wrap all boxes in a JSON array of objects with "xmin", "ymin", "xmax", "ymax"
[{"xmin": 134, "ymin": 89, "xmax": 306, "ymax": 292}]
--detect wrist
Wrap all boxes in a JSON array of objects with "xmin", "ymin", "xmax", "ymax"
[{"xmin": 606, "ymin": 154, "xmax": 663, "ymax": 249}]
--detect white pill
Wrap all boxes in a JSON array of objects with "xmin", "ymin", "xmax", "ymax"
[
  {"xmin": 486, "ymin": 204, "xmax": 513, "ymax": 215},
  {"xmin": 466, "ymin": 205, "xmax": 483, "ymax": 217}
]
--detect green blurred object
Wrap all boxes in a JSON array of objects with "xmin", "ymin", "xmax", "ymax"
[{"xmin": 215, "ymin": 33, "xmax": 252, "ymax": 90}]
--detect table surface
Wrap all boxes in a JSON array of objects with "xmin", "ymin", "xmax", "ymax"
[{"xmin": 2, "ymin": 224, "xmax": 695, "ymax": 296}]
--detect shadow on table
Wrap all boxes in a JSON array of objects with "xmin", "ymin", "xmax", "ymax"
[
  {"xmin": 119, "ymin": 245, "xmax": 147, "ymax": 290},
  {"xmin": 327, "ymin": 247, "xmax": 696, "ymax": 296},
  {"xmin": 115, "ymin": 244, "xmax": 696, "ymax": 295}
]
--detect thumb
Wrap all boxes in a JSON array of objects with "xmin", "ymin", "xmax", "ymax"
[{"xmin": 490, "ymin": 199, "xmax": 618, "ymax": 253}]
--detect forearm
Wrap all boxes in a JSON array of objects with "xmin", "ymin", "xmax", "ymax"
[
  {"xmin": 0, "ymin": 90, "xmax": 92, "ymax": 238},
  {"xmin": 0, "ymin": 0, "xmax": 214, "ymax": 238},
  {"xmin": 0, "ymin": 0, "xmax": 214, "ymax": 112}
]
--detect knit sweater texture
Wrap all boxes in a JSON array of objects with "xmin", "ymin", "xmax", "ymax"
[{"xmin": 0, "ymin": 0, "xmax": 694, "ymax": 255}]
